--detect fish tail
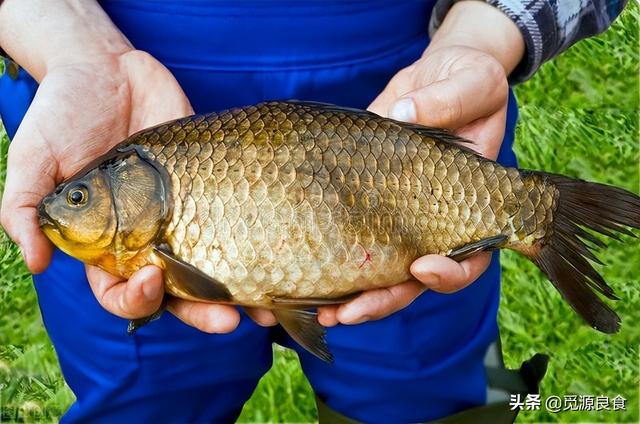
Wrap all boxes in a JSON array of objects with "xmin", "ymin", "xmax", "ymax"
[{"xmin": 518, "ymin": 172, "xmax": 640, "ymax": 333}]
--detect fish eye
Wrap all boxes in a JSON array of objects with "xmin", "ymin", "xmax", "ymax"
[{"xmin": 67, "ymin": 184, "xmax": 89, "ymax": 207}]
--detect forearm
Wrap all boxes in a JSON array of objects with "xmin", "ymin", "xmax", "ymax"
[
  {"xmin": 427, "ymin": 1, "xmax": 524, "ymax": 75},
  {"xmin": 0, "ymin": 0, "xmax": 132, "ymax": 81}
]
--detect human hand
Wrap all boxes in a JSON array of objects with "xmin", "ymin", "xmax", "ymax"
[
  {"xmin": 317, "ymin": 1, "xmax": 525, "ymax": 326},
  {"xmin": 0, "ymin": 0, "xmax": 250, "ymax": 333},
  {"xmin": 0, "ymin": 49, "xmax": 246, "ymax": 333}
]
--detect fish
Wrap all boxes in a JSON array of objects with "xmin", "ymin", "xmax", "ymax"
[{"xmin": 37, "ymin": 101, "xmax": 640, "ymax": 362}]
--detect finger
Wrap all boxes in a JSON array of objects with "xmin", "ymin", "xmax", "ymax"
[
  {"xmin": 317, "ymin": 305, "xmax": 340, "ymax": 327},
  {"xmin": 367, "ymin": 66, "xmax": 414, "ymax": 117},
  {"xmin": 244, "ymin": 307, "xmax": 278, "ymax": 327},
  {"xmin": 410, "ymin": 252, "xmax": 492, "ymax": 294},
  {"xmin": 454, "ymin": 104, "xmax": 507, "ymax": 160},
  {"xmin": 0, "ymin": 203, "xmax": 53, "ymax": 273},
  {"xmin": 86, "ymin": 265, "xmax": 164, "ymax": 319},
  {"xmin": 389, "ymin": 65, "xmax": 507, "ymax": 129},
  {"xmin": 167, "ymin": 298, "xmax": 240, "ymax": 334},
  {"xmin": 333, "ymin": 280, "xmax": 426, "ymax": 325},
  {"xmin": 0, "ymin": 115, "xmax": 58, "ymax": 273}
]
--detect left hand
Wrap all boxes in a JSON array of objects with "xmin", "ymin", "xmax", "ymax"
[{"xmin": 317, "ymin": 1, "xmax": 524, "ymax": 326}]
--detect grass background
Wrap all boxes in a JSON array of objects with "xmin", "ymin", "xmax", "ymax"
[{"xmin": 0, "ymin": 4, "xmax": 638, "ymax": 423}]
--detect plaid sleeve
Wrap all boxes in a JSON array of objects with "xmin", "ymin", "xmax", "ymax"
[{"xmin": 429, "ymin": 0, "xmax": 629, "ymax": 84}]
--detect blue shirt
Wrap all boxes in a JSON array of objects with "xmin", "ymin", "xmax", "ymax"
[{"xmin": 0, "ymin": 1, "xmax": 520, "ymax": 422}]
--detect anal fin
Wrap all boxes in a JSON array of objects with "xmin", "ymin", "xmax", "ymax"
[
  {"xmin": 273, "ymin": 309, "xmax": 333, "ymax": 363},
  {"xmin": 448, "ymin": 235, "xmax": 508, "ymax": 261}
]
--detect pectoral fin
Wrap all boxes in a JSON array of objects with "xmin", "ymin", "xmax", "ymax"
[
  {"xmin": 448, "ymin": 235, "xmax": 508, "ymax": 261},
  {"xmin": 153, "ymin": 245, "xmax": 233, "ymax": 302},
  {"xmin": 273, "ymin": 309, "xmax": 333, "ymax": 363}
]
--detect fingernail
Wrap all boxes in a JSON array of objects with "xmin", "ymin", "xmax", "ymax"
[
  {"xmin": 411, "ymin": 260, "xmax": 440, "ymax": 288},
  {"xmin": 411, "ymin": 258, "xmax": 428, "ymax": 276},
  {"xmin": 390, "ymin": 98, "xmax": 417, "ymax": 123},
  {"xmin": 142, "ymin": 280, "xmax": 161, "ymax": 300}
]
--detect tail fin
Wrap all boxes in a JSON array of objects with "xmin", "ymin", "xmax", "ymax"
[{"xmin": 524, "ymin": 172, "xmax": 640, "ymax": 333}]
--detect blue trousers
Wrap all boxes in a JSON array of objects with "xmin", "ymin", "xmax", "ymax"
[{"xmin": 0, "ymin": 1, "xmax": 519, "ymax": 422}]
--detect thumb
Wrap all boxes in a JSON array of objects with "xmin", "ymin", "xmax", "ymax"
[
  {"xmin": 410, "ymin": 252, "xmax": 492, "ymax": 293},
  {"xmin": 388, "ymin": 67, "xmax": 506, "ymax": 129},
  {"xmin": 0, "ymin": 115, "xmax": 56, "ymax": 273}
]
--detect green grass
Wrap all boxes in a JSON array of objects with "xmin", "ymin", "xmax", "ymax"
[{"xmin": 1, "ymin": 4, "xmax": 638, "ymax": 423}]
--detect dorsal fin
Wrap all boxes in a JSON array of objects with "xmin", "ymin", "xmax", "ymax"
[{"xmin": 276, "ymin": 100, "xmax": 481, "ymax": 156}]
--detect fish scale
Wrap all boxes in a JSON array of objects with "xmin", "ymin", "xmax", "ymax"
[
  {"xmin": 40, "ymin": 101, "xmax": 640, "ymax": 360},
  {"xmin": 132, "ymin": 101, "xmax": 545, "ymax": 305}
]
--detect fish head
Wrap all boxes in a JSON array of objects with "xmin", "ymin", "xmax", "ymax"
[
  {"xmin": 38, "ymin": 149, "xmax": 170, "ymax": 275},
  {"xmin": 39, "ymin": 166, "xmax": 117, "ymax": 264}
]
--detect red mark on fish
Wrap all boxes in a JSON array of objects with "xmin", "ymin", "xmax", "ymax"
[{"xmin": 358, "ymin": 250, "xmax": 372, "ymax": 269}]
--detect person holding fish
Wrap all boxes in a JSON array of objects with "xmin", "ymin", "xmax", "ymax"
[{"xmin": 0, "ymin": 1, "xmax": 631, "ymax": 423}]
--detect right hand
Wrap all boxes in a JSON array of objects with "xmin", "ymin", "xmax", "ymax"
[{"xmin": 0, "ymin": 50, "xmax": 247, "ymax": 333}]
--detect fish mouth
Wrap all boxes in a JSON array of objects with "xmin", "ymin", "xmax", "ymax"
[{"xmin": 37, "ymin": 199, "xmax": 56, "ymax": 230}]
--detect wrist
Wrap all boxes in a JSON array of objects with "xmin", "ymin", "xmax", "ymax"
[
  {"xmin": 428, "ymin": 0, "xmax": 524, "ymax": 75},
  {"xmin": 0, "ymin": 0, "xmax": 132, "ymax": 81}
]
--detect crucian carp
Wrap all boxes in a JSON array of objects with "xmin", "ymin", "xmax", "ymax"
[{"xmin": 37, "ymin": 101, "xmax": 640, "ymax": 361}]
